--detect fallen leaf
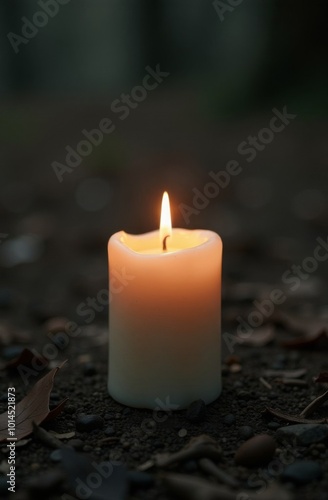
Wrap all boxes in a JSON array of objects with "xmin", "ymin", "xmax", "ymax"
[
  {"xmin": 281, "ymin": 330, "xmax": 328, "ymax": 349},
  {"xmin": 313, "ymin": 372, "xmax": 328, "ymax": 384},
  {"xmin": 44, "ymin": 398, "xmax": 69, "ymax": 423},
  {"xmin": 300, "ymin": 389, "xmax": 328, "ymax": 417},
  {"xmin": 5, "ymin": 348, "xmax": 48, "ymax": 372},
  {"xmin": 0, "ymin": 362, "xmax": 67, "ymax": 442},
  {"xmin": 273, "ymin": 311, "xmax": 325, "ymax": 336},
  {"xmin": 263, "ymin": 407, "xmax": 327, "ymax": 424},
  {"xmin": 273, "ymin": 311, "xmax": 328, "ymax": 348},
  {"xmin": 238, "ymin": 325, "xmax": 275, "ymax": 347},
  {"xmin": 263, "ymin": 368, "xmax": 307, "ymax": 378},
  {"xmin": 60, "ymin": 448, "xmax": 127, "ymax": 500}
]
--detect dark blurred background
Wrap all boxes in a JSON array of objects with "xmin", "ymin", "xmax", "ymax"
[{"xmin": 0, "ymin": 0, "xmax": 327, "ymax": 322}]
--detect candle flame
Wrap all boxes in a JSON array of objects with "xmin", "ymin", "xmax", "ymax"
[{"xmin": 160, "ymin": 191, "xmax": 172, "ymax": 245}]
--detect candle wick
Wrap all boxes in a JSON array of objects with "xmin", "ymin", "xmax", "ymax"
[{"xmin": 162, "ymin": 235, "xmax": 170, "ymax": 251}]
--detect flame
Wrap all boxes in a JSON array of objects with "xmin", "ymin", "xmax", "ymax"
[{"xmin": 160, "ymin": 191, "xmax": 172, "ymax": 245}]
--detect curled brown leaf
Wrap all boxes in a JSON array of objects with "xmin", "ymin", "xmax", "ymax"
[{"xmin": 0, "ymin": 362, "xmax": 67, "ymax": 442}]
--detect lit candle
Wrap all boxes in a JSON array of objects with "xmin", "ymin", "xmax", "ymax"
[{"xmin": 108, "ymin": 192, "xmax": 222, "ymax": 409}]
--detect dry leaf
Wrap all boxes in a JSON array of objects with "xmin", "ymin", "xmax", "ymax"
[
  {"xmin": 238, "ymin": 325, "xmax": 275, "ymax": 347},
  {"xmin": 263, "ymin": 407, "xmax": 327, "ymax": 424},
  {"xmin": 300, "ymin": 389, "xmax": 328, "ymax": 417},
  {"xmin": 0, "ymin": 362, "xmax": 67, "ymax": 442},
  {"xmin": 273, "ymin": 311, "xmax": 326, "ymax": 336},
  {"xmin": 44, "ymin": 399, "xmax": 69, "ymax": 423},
  {"xmin": 242, "ymin": 327, "xmax": 275, "ymax": 347},
  {"xmin": 5, "ymin": 348, "xmax": 48, "ymax": 372},
  {"xmin": 263, "ymin": 368, "xmax": 307, "ymax": 378},
  {"xmin": 313, "ymin": 372, "xmax": 328, "ymax": 384},
  {"xmin": 281, "ymin": 330, "xmax": 328, "ymax": 349},
  {"xmin": 274, "ymin": 311, "xmax": 328, "ymax": 349}
]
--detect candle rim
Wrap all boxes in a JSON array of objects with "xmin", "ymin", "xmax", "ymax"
[{"xmin": 109, "ymin": 228, "xmax": 222, "ymax": 257}]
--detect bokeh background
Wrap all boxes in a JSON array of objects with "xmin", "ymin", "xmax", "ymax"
[{"xmin": 0, "ymin": 0, "xmax": 327, "ymax": 323}]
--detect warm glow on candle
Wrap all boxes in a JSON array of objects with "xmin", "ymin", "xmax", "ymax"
[{"xmin": 160, "ymin": 191, "xmax": 172, "ymax": 249}]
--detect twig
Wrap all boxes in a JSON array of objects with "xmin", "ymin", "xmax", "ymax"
[
  {"xmin": 275, "ymin": 378, "xmax": 308, "ymax": 386},
  {"xmin": 264, "ymin": 407, "xmax": 326, "ymax": 424},
  {"xmin": 259, "ymin": 377, "xmax": 272, "ymax": 390},
  {"xmin": 300, "ymin": 389, "xmax": 328, "ymax": 417},
  {"xmin": 198, "ymin": 458, "xmax": 240, "ymax": 489}
]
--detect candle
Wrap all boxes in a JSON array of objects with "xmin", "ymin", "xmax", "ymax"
[{"xmin": 108, "ymin": 192, "xmax": 222, "ymax": 409}]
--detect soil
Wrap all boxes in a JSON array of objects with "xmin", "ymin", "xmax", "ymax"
[{"xmin": 1, "ymin": 227, "xmax": 328, "ymax": 500}]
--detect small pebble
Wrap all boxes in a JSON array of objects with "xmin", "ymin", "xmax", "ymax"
[
  {"xmin": 104, "ymin": 426, "xmax": 116, "ymax": 436},
  {"xmin": 50, "ymin": 450, "xmax": 63, "ymax": 463},
  {"xmin": 276, "ymin": 424, "xmax": 328, "ymax": 446},
  {"xmin": 229, "ymin": 363, "xmax": 242, "ymax": 373},
  {"xmin": 224, "ymin": 355, "xmax": 241, "ymax": 365},
  {"xmin": 239, "ymin": 426, "xmax": 254, "ymax": 440},
  {"xmin": 76, "ymin": 414, "xmax": 104, "ymax": 432},
  {"xmin": 268, "ymin": 421, "xmax": 280, "ymax": 430},
  {"xmin": 223, "ymin": 414, "xmax": 236, "ymax": 426},
  {"xmin": 178, "ymin": 428, "xmax": 188, "ymax": 438},
  {"xmin": 235, "ymin": 434, "xmax": 276, "ymax": 467},
  {"xmin": 281, "ymin": 460, "xmax": 323, "ymax": 484},
  {"xmin": 186, "ymin": 399, "xmax": 206, "ymax": 423}
]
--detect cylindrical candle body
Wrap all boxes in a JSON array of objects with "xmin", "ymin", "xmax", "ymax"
[{"xmin": 108, "ymin": 229, "xmax": 222, "ymax": 409}]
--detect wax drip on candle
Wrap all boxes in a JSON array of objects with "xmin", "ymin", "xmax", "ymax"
[{"xmin": 162, "ymin": 235, "xmax": 170, "ymax": 251}]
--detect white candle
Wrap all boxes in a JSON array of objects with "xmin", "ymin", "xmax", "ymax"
[{"xmin": 108, "ymin": 192, "xmax": 222, "ymax": 409}]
